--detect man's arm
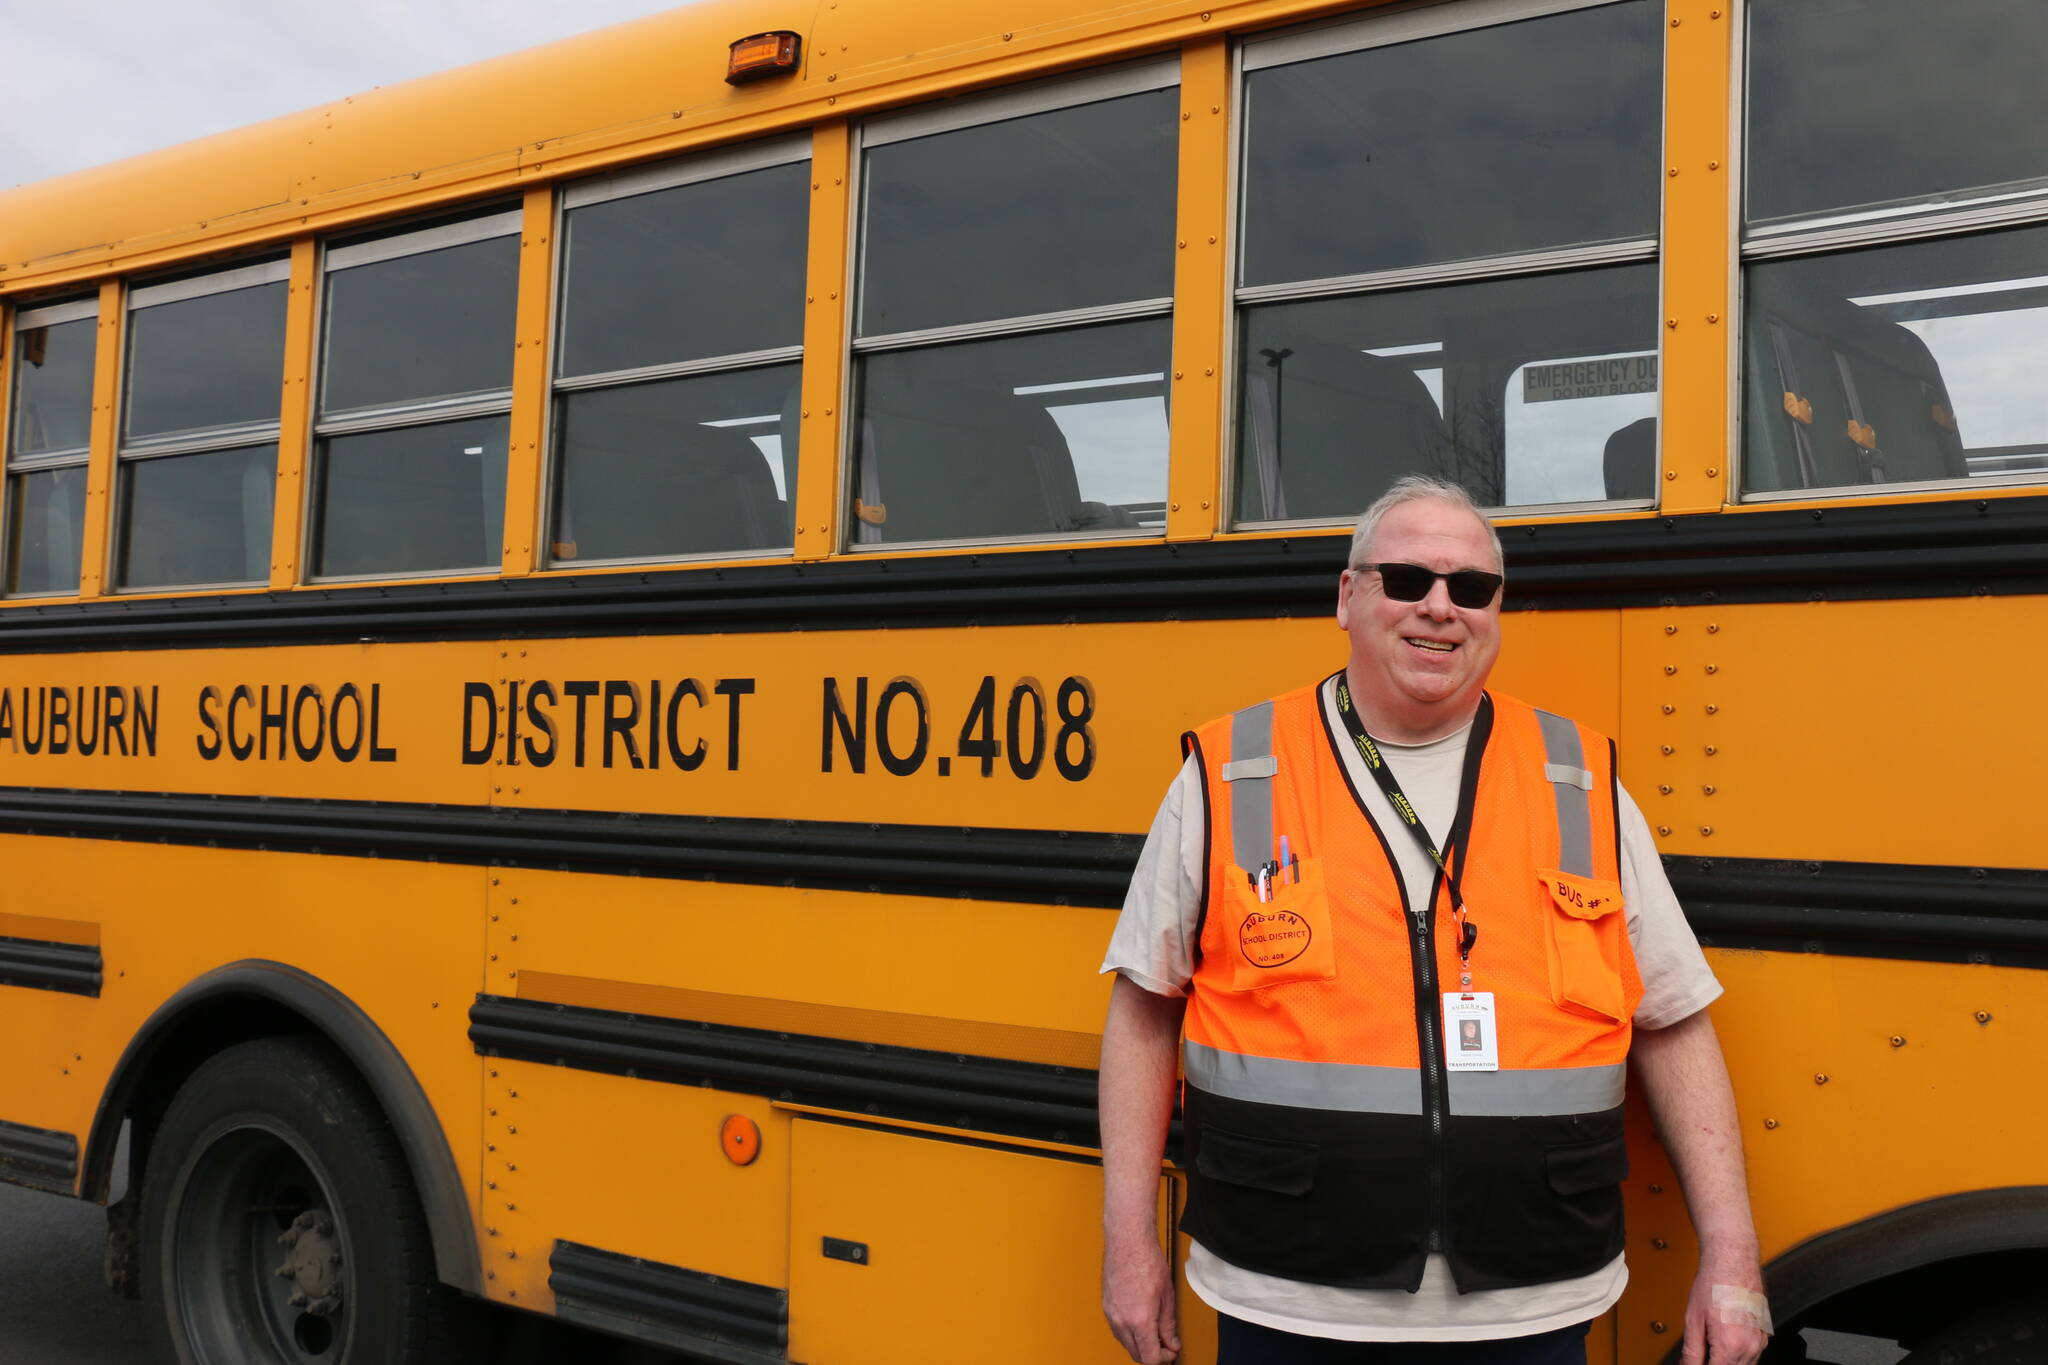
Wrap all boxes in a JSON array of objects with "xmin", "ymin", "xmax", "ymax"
[
  {"xmin": 1632, "ymin": 1008, "xmax": 1770, "ymax": 1365},
  {"xmin": 1100, "ymin": 974, "xmax": 1189, "ymax": 1365}
]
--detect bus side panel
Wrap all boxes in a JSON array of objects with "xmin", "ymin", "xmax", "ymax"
[
  {"xmin": 788, "ymin": 1118, "xmax": 1138, "ymax": 1365},
  {"xmin": 0, "ymin": 835, "xmax": 486, "ymax": 1217}
]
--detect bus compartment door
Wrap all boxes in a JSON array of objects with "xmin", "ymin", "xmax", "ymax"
[{"xmin": 787, "ymin": 1118, "xmax": 1149, "ymax": 1365}]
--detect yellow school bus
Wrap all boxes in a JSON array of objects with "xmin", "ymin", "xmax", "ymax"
[{"xmin": 1, "ymin": 0, "xmax": 2045, "ymax": 1361}]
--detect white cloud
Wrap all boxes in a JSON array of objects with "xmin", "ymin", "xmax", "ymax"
[{"xmin": 0, "ymin": 0, "xmax": 688, "ymax": 189}]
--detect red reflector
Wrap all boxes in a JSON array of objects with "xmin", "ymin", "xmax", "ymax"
[{"xmin": 727, "ymin": 30, "xmax": 802, "ymax": 84}]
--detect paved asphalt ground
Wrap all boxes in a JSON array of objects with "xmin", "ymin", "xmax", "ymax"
[{"xmin": 0, "ymin": 1179, "xmax": 1907, "ymax": 1364}]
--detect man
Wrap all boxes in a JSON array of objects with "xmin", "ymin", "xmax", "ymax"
[{"xmin": 1099, "ymin": 477, "xmax": 1768, "ymax": 1364}]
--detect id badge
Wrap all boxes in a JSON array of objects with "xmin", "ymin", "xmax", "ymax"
[{"xmin": 1442, "ymin": 992, "xmax": 1499, "ymax": 1072}]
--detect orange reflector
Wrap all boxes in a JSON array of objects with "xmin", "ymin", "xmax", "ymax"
[
  {"xmin": 727, "ymin": 31, "xmax": 802, "ymax": 84},
  {"xmin": 721, "ymin": 1114, "xmax": 762, "ymax": 1166}
]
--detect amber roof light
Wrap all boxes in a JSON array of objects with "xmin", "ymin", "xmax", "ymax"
[{"xmin": 727, "ymin": 31, "xmax": 802, "ymax": 84}]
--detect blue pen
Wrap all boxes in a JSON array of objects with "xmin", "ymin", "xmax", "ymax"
[{"xmin": 1279, "ymin": 835, "xmax": 1291, "ymax": 883}]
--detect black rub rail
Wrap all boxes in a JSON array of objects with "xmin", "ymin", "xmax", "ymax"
[
  {"xmin": 550, "ymin": 1240, "xmax": 788, "ymax": 1365},
  {"xmin": 0, "ymin": 934, "xmax": 102, "ymax": 997},
  {"xmin": 2, "ymin": 494, "xmax": 2048, "ymax": 652},
  {"xmin": 0, "ymin": 1119, "xmax": 79, "ymax": 1195},
  {"xmin": 470, "ymin": 996, "xmax": 1102, "ymax": 1149}
]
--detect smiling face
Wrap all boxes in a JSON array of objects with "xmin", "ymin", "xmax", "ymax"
[{"xmin": 1335, "ymin": 497, "xmax": 1503, "ymax": 743}]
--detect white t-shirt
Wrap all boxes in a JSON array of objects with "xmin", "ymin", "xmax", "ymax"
[{"xmin": 1100, "ymin": 678, "xmax": 1723, "ymax": 1342}]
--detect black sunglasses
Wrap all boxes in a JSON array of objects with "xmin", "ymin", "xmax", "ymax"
[{"xmin": 1354, "ymin": 562, "xmax": 1503, "ymax": 609}]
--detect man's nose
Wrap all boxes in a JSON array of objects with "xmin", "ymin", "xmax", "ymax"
[{"xmin": 1418, "ymin": 579, "xmax": 1457, "ymax": 619}]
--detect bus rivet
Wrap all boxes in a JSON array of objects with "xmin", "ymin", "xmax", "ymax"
[
  {"xmin": 1652, "ymin": 1322, "xmax": 1668, "ymax": 1334},
  {"xmin": 1178, "ymin": 240, "xmax": 1187, "ymax": 249},
  {"xmin": 1703, "ymin": 785, "xmax": 1716, "ymax": 796},
  {"xmin": 1764, "ymin": 1118, "xmax": 1779, "ymax": 1129},
  {"xmin": 1707, "ymin": 314, "xmax": 1720, "ymax": 324},
  {"xmin": 1205, "ymin": 367, "xmax": 1214, "ymax": 376},
  {"xmin": 1706, "ymin": 467, "xmax": 1719, "ymax": 477},
  {"xmin": 1976, "ymin": 1011, "xmax": 1993, "ymax": 1025},
  {"xmin": 1658, "ymin": 785, "xmax": 1672, "ymax": 796},
  {"xmin": 1816, "ymin": 1074, "xmax": 1829, "ymax": 1084},
  {"xmin": 1662, "ymin": 705, "xmax": 1674, "ymax": 715},
  {"xmin": 1704, "ymin": 746, "xmax": 1717, "ymax": 756},
  {"xmin": 1670, "ymin": 16, "xmax": 1680, "ymax": 24},
  {"xmin": 1171, "ymin": 503, "xmax": 1181, "ymax": 512},
  {"xmin": 1202, "ymin": 500, "xmax": 1211, "ymax": 509},
  {"xmin": 1666, "ymin": 318, "xmax": 1678, "ymax": 328},
  {"xmin": 1657, "ymin": 826, "xmax": 1672, "ymax": 837},
  {"xmin": 1182, "ymin": 111, "xmax": 1190, "ymax": 121},
  {"xmin": 1174, "ymin": 371, "xmax": 1184, "ymax": 380},
  {"xmin": 1663, "ymin": 665, "xmax": 1676, "ymax": 675},
  {"xmin": 1668, "ymin": 166, "xmax": 1679, "ymax": 177},
  {"xmin": 1709, "ymin": 160, "xmax": 1721, "ymax": 170},
  {"xmin": 1652, "ymin": 1238, "xmax": 1669, "ymax": 1250},
  {"xmin": 1700, "ymin": 826, "xmax": 1714, "ymax": 836},
  {"xmin": 1891, "ymin": 1036, "xmax": 1907, "ymax": 1047},
  {"xmin": 1663, "ymin": 625, "xmax": 1676, "ymax": 634},
  {"xmin": 1705, "ymin": 664, "xmax": 1718, "ymax": 673},
  {"xmin": 1665, "ymin": 470, "xmax": 1677, "ymax": 480},
  {"xmin": 1649, "ymin": 1184, "xmax": 1664, "ymax": 1194},
  {"xmin": 1707, "ymin": 623, "xmax": 1720, "ymax": 633},
  {"xmin": 1705, "ymin": 705, "xmax": 1718, "ymax": 714},
  {"xmin": 1659, "ymin": 746, "xmax": 1674, "ymax": 756}
]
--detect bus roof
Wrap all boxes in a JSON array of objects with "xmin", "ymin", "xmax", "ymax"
[{"xmin": 0, "ymin": 0, "xmax": 1245, "ymax": 295}]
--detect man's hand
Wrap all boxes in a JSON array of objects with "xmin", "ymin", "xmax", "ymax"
[
  {"xmin": 1103, "ymin": 1225, "xmax": 1180, "ymax": 1364},
  {"xmin": 1680, "ymin": 1254, "xmax": 1769, "ymax": 1365}
]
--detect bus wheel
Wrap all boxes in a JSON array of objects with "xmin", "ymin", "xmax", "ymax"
[
  {"xmin": 140, "ymin": 1036, "xmax": 471, "ymax": 1365},
  {"xmin": 1902, "ymin": 1303, "xmax": 2048, "ymax": 1365}
]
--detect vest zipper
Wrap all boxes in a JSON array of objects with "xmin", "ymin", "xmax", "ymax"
[{"xmin": 1408, "ymin": 891, "xmax": 1448, "ymax": 1258}]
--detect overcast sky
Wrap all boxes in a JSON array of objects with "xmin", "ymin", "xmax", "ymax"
[{"xmin": 1, "ymin": 0, "xmax": 692, "ymax": 190}]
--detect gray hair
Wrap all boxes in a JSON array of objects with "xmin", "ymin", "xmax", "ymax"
[{"xmin": 1347, "ymin": 475, "xmax": 1504, "ymax": 574}]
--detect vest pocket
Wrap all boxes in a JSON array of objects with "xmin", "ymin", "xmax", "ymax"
[
  {"xmin": 1193, "ymin": 1124, "xmax": 1318, "ymax": 1197},
  {"xmin": 1538, "ymin": 869, "xmax": 1628, "ymax": 1023},
  {"xmin": 1545, "ymin": 1131, "xmax": 1629, "ymax": 1197},
  {"xmin": 1218, "ymin": 857, "xmax": 1337, "ymax": 992}
]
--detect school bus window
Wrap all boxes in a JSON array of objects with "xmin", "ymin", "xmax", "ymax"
[
  {"xmin": 1744, "ymin": 226, "xmax": 2048, "ymax": 494},
  {"xmin": 552, "ymin": 143, "xmax": 809, "ymax": 564},
  {"xmin": 117, "ymin": 260, "xmax": 288, "ymax": 590},
  {"xmin": 1746, "ymin": 0, "xmax": 2048, "ymax": 230},
  {"xmin": 850, "ymin": 67, "xmax": 1178, "ymax": 547},
  {"xmin": 1740, "ymin": 0, "xmax": 2048, "ymax": 499},
  {"xmin": 1233, "ymin": 0, "xmax": 1662, "ymax": 523},
  {"xmin": 4, "ymin": 296, "xmax": 97, "ymax": 595},
  {"xmin": 311, "ymin": 208, "xmax": 519, "ymax": 579}
]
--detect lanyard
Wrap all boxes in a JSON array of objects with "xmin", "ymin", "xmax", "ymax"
[{"xmin": 1333, "ymin": 674, "xmax": 1480, "ymax": 988}]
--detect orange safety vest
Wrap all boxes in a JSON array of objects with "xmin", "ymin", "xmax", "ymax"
[{"xmin": 1178, "ymin": 679, "xmax": 1643, "ymax": 1293}]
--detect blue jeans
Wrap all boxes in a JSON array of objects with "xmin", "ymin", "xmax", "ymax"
[{"xmin": 1217, "ymin": 1315, "xmax": 1591, "ymax": 1364}]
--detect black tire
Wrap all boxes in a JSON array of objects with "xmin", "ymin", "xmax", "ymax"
[
  {"xmin": 1902, "ymin": 1304, "xmax": 2048, "ymax": 1365},
  {"xmin": 140, "ymin": 1036, "xmax": 473, "ymax": 1365}
]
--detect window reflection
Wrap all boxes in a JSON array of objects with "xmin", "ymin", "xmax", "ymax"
[
  {"xmin": 854, "ymin": 320, "xmax": 1171, "ymax": 545},
  {"xmin": 1236, "ymin": 264, "xmax": 1659, "ymax": 520},
  {"xmin": 10, "ymin": 316, "xmax": 96, "ymax": 457},
  {"xmin": 554, "ymin": 363, "xmax": 800, "ymax": 562},
  {"xmin": 1747, "ymin": 0, "xmax": 2048, "ymax": 226},
  {"xmin": 6, "ymin": 467, "xmax": 87, "ymax": 595},
  {"xmin": 1744, "ymin": 226, "xmax": 2048, "ymax": 493},
  {"xmin": 1241, "ymin": 0, "xmax": 1660, "ymax": 286}
]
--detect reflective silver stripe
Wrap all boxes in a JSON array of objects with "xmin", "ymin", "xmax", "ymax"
[
  {"xmin": 1185, "ymin": 1041, "xmax": 1421, "ymax": 1115},
  {"xmin": 1186, "ymin": 1043, "xmax": 1624, "ymax": 1118},
  {"xmin": 1227, "ymin": 701, "xmax": 1275, "ymax": 873},
  {"xmin": 1221, "ymin": 755, "xmax": 1276, "ymax": 781},
  {"xmin": 1449, "ymin": 1063, "xmax": 1626, "ymax": 1117},
  {"xmin": 1534, "ymin": 709, "xmax": 1593, "ymax": 877}
]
